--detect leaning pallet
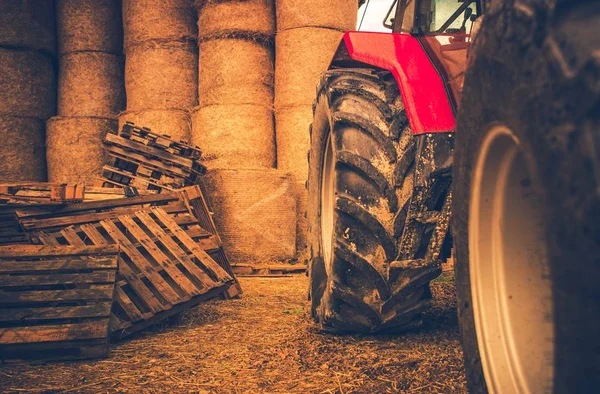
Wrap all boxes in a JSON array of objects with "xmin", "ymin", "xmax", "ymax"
[
  {"xmin": 0, "ymin": 245, "xmax": 119, "ymax": 361},
  {"xmin": 32, "ymin": 208, "xmax": 233, "ymax": 338}
]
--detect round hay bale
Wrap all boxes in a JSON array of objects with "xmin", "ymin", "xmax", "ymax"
[
  {"xmin": 0, "ymin": 0, "xmax": 55, "ymax": 53},
  {"xmin": 123, "ymin": 0, "xmax": 197, "ymax": 48},
  {"xmin": 196, "ymin": 0, "xmax": 275, "ymax": 38},
  {"xmin": 46, "ymin": 116, "xmax": 116, "ymax": 183},
  {"xmin": 0, "ymin": 49, "xmax": 56, "ymax": 119},
  {"xmin": 275, "ymin": 105, "xmax": 312, "ymax": 182},
  {"xmin": 58, "ymin": 52, "xmax": 125, "ymax": 118},
  {"xmin": 125, "ymin": 42, "xmax": 198, "ymax": 111},
  {"xmin": 275, "ymin": 27, "xmax": 344, "ymax": 107},
  {"xmin": 276, "ymin": 0, "xmax": 357, "ymax": 31},
  {"xmin": 192, "ymin": 105, "xmax": 275, "ymax": 169},
  {"xmin": 294, "ymin": 180, "xmax": 308, "ymax": 257},
  {"xmin": 57, "ymin": 0, "xmax": 123, "ymax": 55},
  {"xmin": 118, "ymin": 109, "xmax": 192, "ymax": 142},
  {"xmin": 0, "ymin": 116, "xmax": 46, "ymax": 181},
  {"xmin": 202, "ymin": 168, "xmax": 296, "ymax": 263},
  {"xmin": 199, "ymin": 39, "xmax": 273, "ymax": 106}
]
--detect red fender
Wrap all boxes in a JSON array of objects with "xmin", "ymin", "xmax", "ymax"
[{"xmin": 331, "ymin": 31, "xmax": 456, "ymax": 135}]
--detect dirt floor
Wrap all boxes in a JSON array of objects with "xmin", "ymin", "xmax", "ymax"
[{"xmin": 0, "ymin": 273, "xmax": 467, "ymax": 393}]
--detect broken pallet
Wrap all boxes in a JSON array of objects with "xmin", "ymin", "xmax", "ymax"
[{"xmin": 0, "ymin": 245, "xmax": 119, "ymax": 361}]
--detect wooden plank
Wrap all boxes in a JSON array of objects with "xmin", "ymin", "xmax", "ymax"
[
  {"xmin": 0, "ymin": 285, "xmax": 114, "ymax": 304},
  {"xmin": 0, "ymin": 303, "xmax": 112, "ymax": 322},
  {"xmin": 60, "ymin": 227, "xmax": 86, "ymax": 246},
  {"xmin": 0, "ymin": 321, "xmax": 108, "ymax": 344},
  {"xmin": 0, "ymin": 245, "xmax": 118, "ymax": 259},
  {"xmin": 113, "ymin": 286, "xmax": 146, "ymax": 323},
  {"xmin": 0, "ymin": 257, "xmax": 117, "ymax": 274},
  {"xmin": 0, "ymin": 271, "xmax": 116, "ymax": 287}
]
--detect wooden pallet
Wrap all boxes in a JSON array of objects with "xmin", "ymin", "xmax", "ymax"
[
  {"xmin": 32, "ymin": 208, "xmax": 234, "ymax": 338},
  {"xmin": 0, "ymin": 245, "xmax": 119, "ymax": 361},
  {"xmin": 0, "ymin": 183, "xmax": 85, "ymax": 206},
  {"xmin": 120, "ymin": 121, "xmax": 201, "ymax": 159}
]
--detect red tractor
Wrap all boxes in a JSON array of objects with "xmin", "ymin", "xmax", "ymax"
[{"xmin": 307, "ymin": 0, "xmax": 600, "ymax": 392}]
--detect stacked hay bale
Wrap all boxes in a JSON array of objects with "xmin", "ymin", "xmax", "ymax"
[
  {"xmin": 275, "ymin": 0, "xmax": 358, "ymax": 256},
  {"xmin": 194, "ymin": 0, "xmax": 296, "ymax": 264},
  {"xmin": 0, "ymin": 1, "xmax": 56, "ymax": 181},
  {"xmin": 121, "ymin": 0, "xmax": 197, "ymax": 142},
  {"xmin": 48, "ymin": 0, "xmax": 124, "ymax": 183}
]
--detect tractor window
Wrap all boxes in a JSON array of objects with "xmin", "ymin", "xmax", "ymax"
[{"xmin": 428, "ymin": 0, "xmax": 478, "ymax": 33}]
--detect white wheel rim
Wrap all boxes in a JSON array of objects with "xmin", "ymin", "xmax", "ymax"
[
  {"xmin": 321, "ymin": 130, "xmax": 335, "ymax": 269},
  {"xmin": 469, "ymin": 124, "xmax": 554, "ymax": 394}
]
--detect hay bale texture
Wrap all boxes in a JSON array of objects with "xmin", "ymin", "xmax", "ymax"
[
  {"xmin": 0, "ymin": 116, "xmax": 46, "ymax": 181},
  {"xmin": 202, "ymin": 168, "xmax": 296, "ymax": 263},
  {"xmin": 57, "ymin": 0, "xmax": 123, "ymax": 55},
  {"xmin": 192, "ymin": 105, "xmax": 275, "ymax": 169},
  {"xmin": 196, "ymin": 0, "xmax": 275, "ymax": 38},
  {"xmin": 0, "ymin": 49, "xmax": 56, "ymax": 119},
  {"xmin": 294, "ymin": 180, "xmax": 308, "ymax": 257},
  {"xmin": 276, "ymin": 0, "xmax": 357, "ymax": 31},
  {"xmin": 125, "ymin": 42, "xmax": 198, "ymax": 111},
  {"xmin": 0, "ymin": 0, "xmax": 56, "ymax": 53},
  {"xmin": 274, "ymin": 28, "xmax": 344, "ymax": 107},
  {"xmin": 58, "ymin": 52, "xmax": 125, "ymax": 117},
  {"xmin": 119, "ymin": 109, "xmax": 192, "ymax": 142},
  {"xmin": 46, "ymin": 117, "xmax": 116, "ymax": 183},
  {"xmin": 199, "ymin": 39, "xmax": 273, "ymax": 106},
  {"xmin": 123, "ymin": 0, "xmax": 197, "ymax": 48},
  {"xmin": 275, "ymin": 105, "xmax": 312, "ymax": 182}
]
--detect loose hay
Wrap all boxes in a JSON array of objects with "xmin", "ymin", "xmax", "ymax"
[
  {"xmin": 58, "ymin": 52, "xmax": 125, "ymax": 117},
  {"xmin": 125, "ymin": 42, "xmax": 198, "ymax": 111},
  {"xmin": 196, "ymin": 0, "xmax": 275, "ymax": 38},
  {"xmin": 0, "ymin": 0, "xmax": 56, "ymax": 53},
  {"xmin": 192, "ymin": 104, "xmax": 275, "ymax": 169},
  {"xmin": 57, "ymin": 0, "xmax": 123, "ymax": 55},
  {"xmin": 46, "ymin": 116, "xmax": 116, "ymax": 183},
  {"xmin": 199, "ymin": 38, "xmax": 273, "ymax": 106},
  {"xmin": 275, "ymin": 27, "xmax": 344, "ymax": 107},
  {"xmin": 118, "ymin": 109, "xmax": 192, "ymax": 142},
  {"xmin": 202, "ymin": 169, "xmax": 297, "ymax": 262},
  {"xmin": 123, "ymin": 0, "xmax": 197, "ymax": 49},
  {"xmin": 275, "ymin": 105, "xmax": 313, "ymax": 182},
  {"xmin": 0, "ymin": 49, "xmax": 56, "ymax": 119},
  {"xmin": 0, "ymin": 116, "xmax": 46, "ymax": 182},
  {"xmin": 276, "ymin": 0, "xmax": 358, "ymax": 32}
]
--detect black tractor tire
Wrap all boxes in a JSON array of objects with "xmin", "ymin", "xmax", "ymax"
[
  {"xmin": 307, "ymin": 68, "xmax": 443, "ymax": 333},
  {"xmin": 454, "ymin": 1, "xmax": 600, "ymax": 393}
]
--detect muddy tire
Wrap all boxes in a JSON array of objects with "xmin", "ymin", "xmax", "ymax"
[
  {"xmin": 307, "ymin": 68, "xmax": 444, "ymax": 333},
  {"xmin": 454, "ymin": 1, "xmax": 600, "ymax": 392}
]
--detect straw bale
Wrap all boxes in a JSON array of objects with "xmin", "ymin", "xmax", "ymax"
[
  {"xmin": 192, "ymin": 105, "xmax": 275, "ymax": 169},
  {"xmin": 57, "ymin": 0, "xmax": 123, "ymax": 55},
  {"xmin": 0, "ymin": 49, "xmax": 56, "ymax": 119},
  {"xmin": 46, "ymin": 116, "xmax": 116, "ymax": 183},
  {"xmin": 275, "ymin": 105, "xmax": 312, "ymax": 182},
  {"xmin": 199, "ymin": 39, "xmax": 273, "ymax": 106},
  {"xmin": 58, "ymin": 52, "xmax": 125, "ymax": 118},
  {"xmin": 118, "ymin": 109, "xmax": 192, "ymax": 142},
  {"xmin": 196, "ymin": 0, "xmax": 275, "ymax": 38},
  {"xmin": 276, "ymin": 0, "xmax": 357, "ymax": 31},
  {"xmin": 294, "ymin": 180, "xmax": 308, "ymax": 257},
  {"xmin": 275, "ymin": 28, "xmax": 344, "ymax": 107},
  {"xmin": 125, "ymin": 42, "xmax": 198, "ymax": 111},
  {"xmin": 0, "ymin": 116, "xmax": 46, "ymax": 181},
  {"xmin": 202, "ymin": 168, "xmax": 296, "ymax": 262},
  {"xmin": 0, "ymin": 0, "xmax": 55, "ymax": 53},
  {"xmin": 123, "ymin": 0, "xmax": 197, "ymax": 48}
]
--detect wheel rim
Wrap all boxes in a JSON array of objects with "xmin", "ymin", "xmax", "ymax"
[
  {"xmin": 469, "ymin": 125, "xmax": 554, "ymax": 394},
  {"xmin": 321, "ymin": 129, "xmax": 335, "ymax": 269}
]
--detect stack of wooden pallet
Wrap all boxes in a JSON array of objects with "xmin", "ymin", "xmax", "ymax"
[{"xmin": 101, "ymin": 122, "xmax": 206, "ymax": 191}]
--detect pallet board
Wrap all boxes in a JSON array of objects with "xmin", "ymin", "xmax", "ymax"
[
  {"xmin": 0, "ymin": 245, "xmax": 119, "ymax": 361},
  {"xmin": 33, "ymin": 208, "xmax": 234, "ymax": 338}
]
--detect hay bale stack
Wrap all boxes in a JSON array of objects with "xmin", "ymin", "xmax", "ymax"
[
  {"xmin": 0, "ymin": 116, "xmax": 47, "ymax": 181},
  {"xmin": 196, "ymin": 0, "xmax": 275, "ymax": 38},
  {"xmin": 58, "ymin": 52, "xmax": 125, "ymax": 117},
  {"xmin": 123, "ymin": 0, "xmax": 197, "ymax": 48},
  {"xmin": 192, "ymin": 105, "xmax": 275, "ymax": 169},
  {"xmin": 57, "ymin": 0, "xmax": 123, "ymax": 55},
  {"xmin": 0, "ymin": 49, "xmax": 56, "ymax": 119},
  {"xmin": 202, "ymin": 169, "xmax": 296, "ymax": 263},
  {"xmin": 0, "ymin": 0, "xmax": 56, "ymax": 53},
  {"xmin": 125, "ymin": 41, "xmax": 198, "ymax": 111},
  {"xmin": 199, "ymin": 38, "xmax": 273, "ymax": 107},
  {"xmin": 118, "ymin": 109, "xmax": 192, "ymax": 142},
  {"xmin": 276, "ymin": 0, "xmax": 357, "ymax": 31},
  {"xmin": 46, "ymin": 117, "xmax": 116, "ymax": 183}
]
